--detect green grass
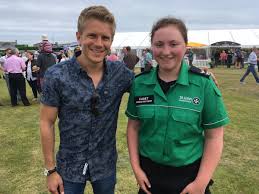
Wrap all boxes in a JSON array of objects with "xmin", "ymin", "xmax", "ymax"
[{"xmin": 0, "ymin": 67, "xmax": 259, "ymax": 194}]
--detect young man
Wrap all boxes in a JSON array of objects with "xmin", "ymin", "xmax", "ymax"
[
  {"xmin": 240, "ymin": 47, "xmax": 259, "ymax": 84},
  {"xmin": 40, "ymin": 6, "xmax": 134, "ymax": 194},
  {"xmin": 122, "ymin": 46, "xmax": 139, "ymax": 71},
  {"xmin": 37, "ymin": 34, "xmax": 57, "ymax": 87},
  {"xmin": 3, "ymin": 48, "xmax": 30, "ymax": 106}
]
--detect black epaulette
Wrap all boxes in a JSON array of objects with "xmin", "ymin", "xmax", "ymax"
[
  {"xmin": 189, "ymin": 66, "xmax": 210, "ymax": 78},
  {"xmin": 135, "ymin": 67, "xmax": 153, "ymax": 78}
]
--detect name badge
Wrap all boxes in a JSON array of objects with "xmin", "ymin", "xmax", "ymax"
[{"xmin": 135, "ymin": 95, "xmax": 154, "ymax": 105}]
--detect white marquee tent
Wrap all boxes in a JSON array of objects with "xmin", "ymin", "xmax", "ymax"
[
  {"xmin": 111, "ymin": 29, "xmax": 259, "ymax": 67},
  {"xmin": 111, "ymin": 29, "xmax": 259, "ymax": 49}
]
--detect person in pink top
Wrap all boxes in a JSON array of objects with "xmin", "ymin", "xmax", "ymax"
[
  {"xmin": 3, "ymin": 48, "xmax": 30, "ymax": 106},
  {"xmin": 107, "ymin": 50, "xmax": 119, "ymax": 62},
  {"xmin": 220, "ymin": 50, "xmax": 227, "ymax": 66}
]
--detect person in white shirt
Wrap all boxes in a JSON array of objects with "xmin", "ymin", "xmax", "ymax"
[
  {"xmin": 25, "ymin": 51, "xmax": 41, "ymax": 100},
  {"xmin": 0, "ymin": 48, "xmax": 12, "ymax": 96},
  {"xmin": 240, "ymin": 47, "xmax": 259, "ymax": 84}
]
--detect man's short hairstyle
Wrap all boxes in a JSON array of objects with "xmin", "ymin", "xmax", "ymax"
[
  {"xmin": 77, "ymin": 5, "xmax": 116, "ymax": 39},
  {"xmin": 126, "ymin": 46, "xmax": 131, "ymax": 52},
  {"xmin": 5, "ymin": 48, "xmax": 12, "ymax": 55},
  {"xmin": 5, "ymin": 48, "xmax": 11, "ymax": 52},
  {"xmin": 145, "ymin": 48, "xmax": 150, "ymax": 52},
  {"xmin": 10, "ymin": 48, "xmax": 17, "ymax": 55}
]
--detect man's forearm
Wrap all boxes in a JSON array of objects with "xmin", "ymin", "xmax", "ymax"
[{"xmin": 40, "ymin": 121, "xmax": 56, "ymax": 169}]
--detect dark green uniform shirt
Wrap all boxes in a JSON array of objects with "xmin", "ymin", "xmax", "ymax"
[{"xmin": 126, "ymin": 61, "xmax": 229, "ymax": 167}]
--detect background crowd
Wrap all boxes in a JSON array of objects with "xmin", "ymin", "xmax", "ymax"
[
  {"xmin": 1, "ymin": 34, "xmax": 259, "ymax": 107},
  {"xmin": 0, "ymin": 35, "xmax": 80, "ymax": 106},
  {"xmin": 0, "ymin": 35, "xmax": 155, "ymax": 107}
]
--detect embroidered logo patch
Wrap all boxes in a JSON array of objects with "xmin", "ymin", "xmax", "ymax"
[
  {"xmin": 179, "ymin": 96, "xmax": 192, "ymax": 103},
  {"xmin": 192, "ymin": 97, "xmax": 200, "ymax": 105},
  {"xmin": 135, "ymin": 95, "xmax": 154, "ymax": 105},
  {"xmin": 179, "ymin": 96, "xmax": 201, "ymax": 105}
]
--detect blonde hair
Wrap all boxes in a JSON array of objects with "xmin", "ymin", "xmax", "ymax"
[{"xmin": 77, "ymin": 5, "xmax": 116, "ymax": 38}]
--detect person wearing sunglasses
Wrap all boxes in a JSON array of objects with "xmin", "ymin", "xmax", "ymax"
[{"xmin": 40, "ymin": 5, "xmax": 134, "ymax": 194}]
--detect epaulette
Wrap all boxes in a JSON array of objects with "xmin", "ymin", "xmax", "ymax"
[
  {"xmin": 189, "ymin": 66, "xmax": 210, "ymax": 78},
  {"xmin": 135, "ymin": 67, "xmax": 153, "ymax": 78}
]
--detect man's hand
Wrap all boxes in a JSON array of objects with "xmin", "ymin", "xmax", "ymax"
[
  {"xmin": 202, "ymin": 67, "xmax": 219, "ymax": 87},
  {"xmin": 47, "ymin": 172, "xmax": 64, "ymax": 194}
]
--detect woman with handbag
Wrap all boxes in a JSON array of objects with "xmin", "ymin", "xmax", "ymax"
[{"xmin": 25, "ymin": 51, "xmax": 40, "ymax": 101}]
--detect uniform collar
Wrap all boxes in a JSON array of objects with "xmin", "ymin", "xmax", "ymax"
[
  {"xmin": 140, "ymin": 67, "xmax": 157, "ymax": 85},
  {"xmin": 140, "ymin": 60, "xmax": 189, "ymax": 86},
  {"xmin": 176, "ymin": 60, "xmax": 189, "ymax": 86}
]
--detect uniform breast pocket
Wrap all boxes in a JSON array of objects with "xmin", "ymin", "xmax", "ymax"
[{"xmin": 171, "ymin": 108, "xmax": 201, "ymax": 139}]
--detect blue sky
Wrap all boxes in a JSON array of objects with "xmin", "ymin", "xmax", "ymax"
[{"xmin": 1, "ymin": 0, "xmax": 259, "ymax": 45}]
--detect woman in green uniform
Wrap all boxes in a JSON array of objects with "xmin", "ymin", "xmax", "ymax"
[{"xmin": 126, "ymin": 17, "xmax": 229, "ymax": 194}]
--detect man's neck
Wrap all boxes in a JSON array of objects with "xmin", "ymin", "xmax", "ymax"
[{"xmin": 77, "ymin": 55, "xmax": 104, "ymax": 88}]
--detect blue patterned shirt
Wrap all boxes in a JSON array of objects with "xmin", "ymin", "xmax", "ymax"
[{"xmin": 41, "ymin": 56, "xmax": 134, "ymax": 183}]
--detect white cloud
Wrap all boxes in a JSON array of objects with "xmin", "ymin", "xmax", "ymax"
[{"xmin": 1, "ymin": 0, "xmax": 259, "ymax": 44}]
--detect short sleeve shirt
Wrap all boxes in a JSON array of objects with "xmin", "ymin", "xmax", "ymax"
[
  {"xmin": 144, "ymin": 52, "xmax": 153, "ymax": 65},
  {"xmin": 126, "ymin": 62, "xmax": 229, "ymax": 167},
  {"xmin": 41, "ymin": 56, "xmax": 134, "ymax": 182}
]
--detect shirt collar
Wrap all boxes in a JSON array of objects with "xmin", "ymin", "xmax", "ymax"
[{"xmin": 72, "ymin": 55, "xmax": 109, "ymax": 77}]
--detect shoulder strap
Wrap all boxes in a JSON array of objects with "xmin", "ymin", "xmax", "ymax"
[
  {"xmin": 135, "ymin": 67, "xmax": 153, "ymax": 78},
  {"xmin": 189, "ymin": 65, "xmax": 210, "ymax": 78}
]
